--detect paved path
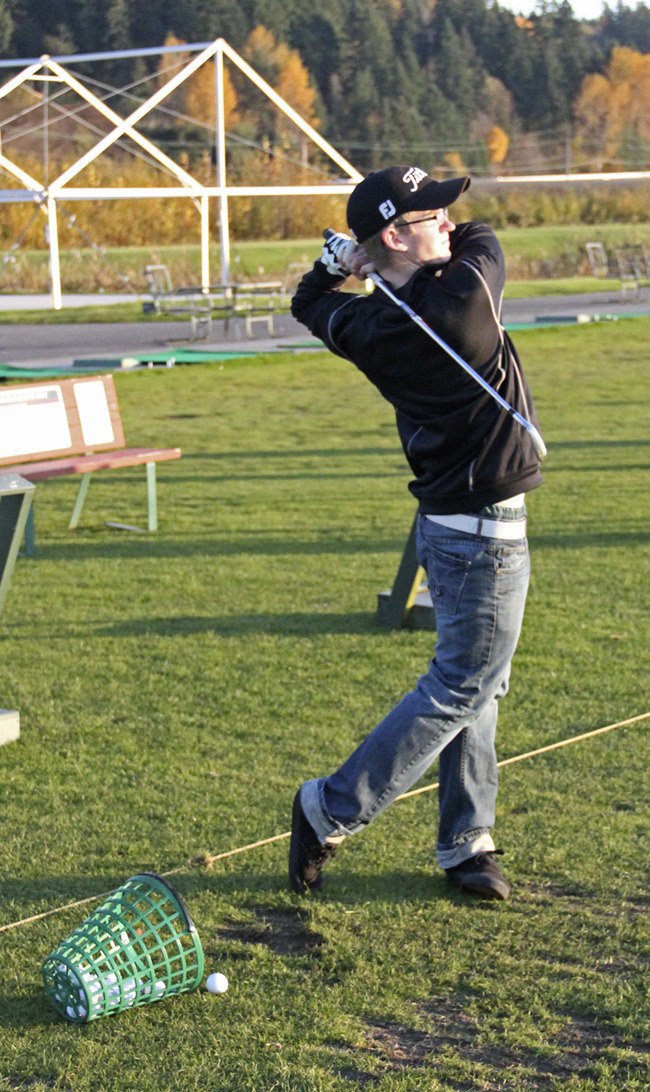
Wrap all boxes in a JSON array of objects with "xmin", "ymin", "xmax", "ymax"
[{"xmin": 1, "ymin": 289, "xmax": 648, "ymax": 369}]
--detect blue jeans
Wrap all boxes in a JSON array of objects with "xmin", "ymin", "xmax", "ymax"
[{"xmin": 300, "ymin": 514, "xmax": 530, "ymax": 869}]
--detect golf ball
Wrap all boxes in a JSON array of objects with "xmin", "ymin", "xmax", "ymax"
[
  {"xmin": 142, "ymin": 979, "xmax": 166, "ymax": 996},
  {"xmin": 205, "ymin": 972, "xmax": 228, "ymax": 995}
]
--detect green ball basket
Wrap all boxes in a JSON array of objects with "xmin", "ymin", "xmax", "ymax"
[{"xmin": 42, "ymin": 873, "xmax": 204, "ymax": 1024}]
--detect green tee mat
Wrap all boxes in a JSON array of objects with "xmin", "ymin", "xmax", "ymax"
[
  {"xmin": 0, "ymin": 349, "xmax": 258, "ymax": 378},
  {"xmin": 0, "ymin": 342, "xmax": 328, "ymax": 379},
  {"xmin": 42, "ymin": 873, "xmax": 204, "ymax": 1024}
]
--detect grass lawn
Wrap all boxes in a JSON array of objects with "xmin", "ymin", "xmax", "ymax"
[
  {"xmin": 0, "ymin": 319, "xmax": 648, "ymax": 1090},
  {"xmin": 2, "ymin": 220, "xmax": 650, "ymax": 297},
  {"xmin": 0, "ymin": 276, "xmax": 645, "ymax": 326}
]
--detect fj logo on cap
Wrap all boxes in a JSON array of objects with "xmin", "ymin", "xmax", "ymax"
[
  {"xmin": 403, "ymin": 167, "xmax": 427, "ymax": 192},
  {"xmin": 379, "ymin": 199, "xmax": 397, "ymax": 220}
]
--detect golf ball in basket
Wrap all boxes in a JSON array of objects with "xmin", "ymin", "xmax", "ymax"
[
  {"xmin": 206, "ymin": 972, "xmax": 228, "ymax": 994},
  {"xmin": 142, "ymin": 980, "xmax": 166, "ymax": 996}
]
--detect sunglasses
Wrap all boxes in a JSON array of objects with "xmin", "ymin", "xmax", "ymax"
[{"xmin": 394, "ymin": 209, "xmax": 451, "ymax": 228}]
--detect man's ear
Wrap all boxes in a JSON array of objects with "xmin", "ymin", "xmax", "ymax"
[{"xmin": 381, "ymin": 222, "xmax": 408, "ymax": 253}]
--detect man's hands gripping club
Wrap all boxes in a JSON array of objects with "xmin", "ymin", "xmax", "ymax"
[
  {"xmin": 322, "ymin": 237, "xmax": 546, "ymax": 460},
  {"xmin": 320, "ymin": 230, "xmax": 357, "ymax": 276},
  {"xmin": 321, "ymin": 229, "xmax": 376, "ymax": 279}
]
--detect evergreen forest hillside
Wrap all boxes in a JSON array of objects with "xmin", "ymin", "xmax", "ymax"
[
  {"xmin": 2, "ymin": 1, "xmax": 650, "ymax": 249},
  {"xmin": 2, "ymin": 1, "xmax": 650, "ymax": 174}
]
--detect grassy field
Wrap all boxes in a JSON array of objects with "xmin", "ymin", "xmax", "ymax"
[
  {"xmin": 2, "ymin": 221, "xmax": 650, "ymax": 295},
  {"xmin": 0, "ymin": 318, "xmax": 648, "ymax": 1090},
  {"xmin": 0, "ymin": 275, "xmax": 643, "ymax": 327}
]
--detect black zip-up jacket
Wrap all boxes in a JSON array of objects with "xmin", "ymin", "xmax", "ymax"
[{"xmin": 291, "ymin": 222, "xmax": 543, "ymax": 514}]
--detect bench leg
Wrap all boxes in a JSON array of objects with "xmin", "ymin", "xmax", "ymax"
[
  {"xmin": 146, "ymin": 462, "xmax": 157, "ymax": 531},
  {"xmin": 69, "ymin": 472, "xmax": 93, "ymax": 529},
  {"xmin": 244, "ymin": 312, "xmax": 276, "ymax": 338},
  {"xmin": 190, "ymin": 313, "xmax": 212, "ymax": 341}
]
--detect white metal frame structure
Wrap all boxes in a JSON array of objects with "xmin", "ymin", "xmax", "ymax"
[{"xmin": 0, "ymin": 39, "xmax": 363, "ymax": 308}]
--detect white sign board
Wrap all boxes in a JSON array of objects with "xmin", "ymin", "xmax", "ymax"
[
  {"xmin": 0, "ymin": 385, "xmax": 71, "ymax": 459},
  {"xmin": 74, "ymin": 380, "xmax": 115, "ymax": 447}
]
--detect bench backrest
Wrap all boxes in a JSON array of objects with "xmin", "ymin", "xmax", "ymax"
[
  {"xmin": 585, "ymin": 242, "xmax": 609, "ymax": 277},
  {"xmin": 144, "ymin": 264, "xmax": 174, "ymax": 296},
  {"xmin": 0, "ymin": 374, "xmax": 126, "ymax": 466},
  {"xmin": 614, "ymin": 244, "xmax": 647, "ymax": 278}
]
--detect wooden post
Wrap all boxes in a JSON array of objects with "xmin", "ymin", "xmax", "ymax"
[{"xmin": 376, "ymin": 512, "xmax": 436, "ymax": 630}]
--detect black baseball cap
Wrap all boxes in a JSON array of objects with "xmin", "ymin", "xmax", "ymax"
[{"xmin": 347, "ymin": 166, "xmax": 471, "ymax": 242}]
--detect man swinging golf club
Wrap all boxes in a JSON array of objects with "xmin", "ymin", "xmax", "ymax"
[{"xmin": 288, "ymin": 166, "xmax": 544, "ymax": 901}]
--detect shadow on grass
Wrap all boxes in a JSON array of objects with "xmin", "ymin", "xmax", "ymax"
[
  {"xmin": 2, "ymin": 611, "xmax": 388, "ymax": 639},
  {"xmin": 181, "ymin": 866, "xmax": 504, "ymax": 919},
  {"xmin": 0, "ymin": 992, "xmax": 62, "ymax": 1032},
  {"xmin": 542, "ymin": 463, "xmax": 649, "ymax": 474},
  {"xmin": 91, "ymin": 611, "xmax": 381, "ymax": 638},
  {"xmin": 29, "ymin": 532, "xmax": 407, "ymax": 562},
  {"xmin": 169, "ymin": 469, "xmax": 402, "ymax": 482},
  {"xmin": 530, "ymin": 530, "xmax": 650, "ymax": 548},
  {"xmin": 542, "ymin": 438, "xmax": 650, "ymax": 448},
  {"xmin": 180, "ymin": 438, "xmax": 648, "ymax": 457},
  {"xmin": 24, "ymin": 523, "xmax": 650, "ymax": 568},
  {"xmin": 0, "ymin": 873, "xmax": 146, "ymax": 933},
  {"xmin": 24, "ymin": 519, "xmax": 650, "ymax": 567},
  {"xmin": 0, "ymin": 864, "xmax": 501, "ymax": 1032},
  {"xmin": 180, "ymin": 446, "xmax": 399, "ymax": 460}
]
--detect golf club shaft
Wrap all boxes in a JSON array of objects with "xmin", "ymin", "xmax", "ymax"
[
  {"xmin": 321, "ymin": 230, "xmax": 546, "ymax": 461},
  {"xmin": 368, "ymin": 272, "xmax": 547, "ymax": 461}
]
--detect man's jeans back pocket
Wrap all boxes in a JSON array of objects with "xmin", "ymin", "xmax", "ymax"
[{"xmin": 421, "ymin": 540, "xmax": 471, "ymax": 617}]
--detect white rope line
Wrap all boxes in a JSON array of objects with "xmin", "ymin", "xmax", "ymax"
[
  {"xmin": 395, "ymin": 710, "xmax": 650, "ymax": 801},
  {"xmin": 1, "ymin": 711, "xmax": 647, "ymax": 935}
]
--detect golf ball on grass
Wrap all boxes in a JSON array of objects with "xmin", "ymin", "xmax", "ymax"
[{"xmin": 205, "ymin": 972, "xmax": 228, "ymax": 994}]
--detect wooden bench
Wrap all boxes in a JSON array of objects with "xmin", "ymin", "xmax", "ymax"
[
  {"xmin": 0, "ymin": 374, "xmax": 181, "ymax": 554},
  {"xmin": 585, "ymin": 242, "xmax": 644, "ymax": 298},
  {"xmin": 229, "ymin": 280, "xmax": 286, "ymax": 337},
  {"xmin": 143, "ymin": 264, "xmax": 216, "ymax": 340},
  {"xmin": 143, "ymin": 264, "xmax": 294, "ymax": 339}
]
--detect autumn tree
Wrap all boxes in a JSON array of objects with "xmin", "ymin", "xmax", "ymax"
[
  {"xmin": 151, "ymin": 34, "xmax": 192, "ymax": 124},
  {"xmin": 237, "ymin": 24, "xmax": 321, "ymax": 162},
  {"xmin": 185, "ymin": 59, "xmax": 239, "ymax": 130},
  {"xmin": 486, "ymin": 125, "xmax": 509, "ymax": 166},
  {"xmin": 274, "ymin": 39, "xmax": 320, "ymax": 132},
  {"xmin": 574, "ymin": 46, "xmax": 650, "ymax": 169}
]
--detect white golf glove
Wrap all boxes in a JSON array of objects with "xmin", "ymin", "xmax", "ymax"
[{"xmin": 320, "ymin": 230, "xmax": 357, "ymax": 276}]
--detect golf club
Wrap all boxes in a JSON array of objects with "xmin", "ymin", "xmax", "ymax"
[{"xmin": 323, "ymin": 229, "xmax": 548, "ymax": 461}]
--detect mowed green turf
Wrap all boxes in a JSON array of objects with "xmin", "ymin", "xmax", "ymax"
[{"xmin": 0, "ymin": 319, "xmax": 648, "ymax": 1090}]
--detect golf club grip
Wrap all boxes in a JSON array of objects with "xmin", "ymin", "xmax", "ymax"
[{"xmin": 526, "ymin": 424, "xmax": 548, "ymax": 461}]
